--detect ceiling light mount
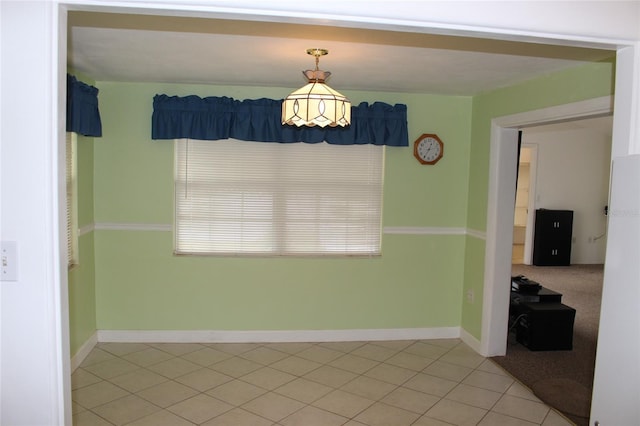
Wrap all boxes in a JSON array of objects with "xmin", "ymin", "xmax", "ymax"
[
  {"xmin": 307, "ymin": 48, "xmax": 328, "ymax": 58},
  {"xmin": 282, "ymin": 48, "xmax": 351, "ymax": 128}
]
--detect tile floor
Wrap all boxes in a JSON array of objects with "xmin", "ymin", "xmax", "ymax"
[{"xmin": 72, "ymin": 339, "xmax": 574, "ymax": 426}]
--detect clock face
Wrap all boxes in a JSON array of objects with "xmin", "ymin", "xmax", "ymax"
[
  {"xmin": 414, "ymin": 134, "xmax": 443, "ymax": 164},
  {"xmin": 418, "ymin": 138, "xmax": 441, "ymax": 162}
]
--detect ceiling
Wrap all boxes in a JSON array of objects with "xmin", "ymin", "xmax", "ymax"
[{"xmin": 67, "ymin": 11, "xmax": 616, "ymax": 97}]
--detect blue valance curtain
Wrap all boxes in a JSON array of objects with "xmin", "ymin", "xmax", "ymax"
[
  {"xmin": 152, "ymin": 94, "xmax": 408, "ymax": 146},
  {"xmin": 66, "ymin": 74, "xmax": 102, "ymax": 137}
]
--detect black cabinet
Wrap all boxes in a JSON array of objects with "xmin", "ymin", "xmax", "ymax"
[
  {"xmin": 532, "ymin": 209, "xmax": 573, "ymax": 266},
  {"xmin": 515, "ymin": 302, "xmax": 576, "ymax": 351}
]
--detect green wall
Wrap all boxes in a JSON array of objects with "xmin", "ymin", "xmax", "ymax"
[
  {"xmin": 68, "ymin": 133, "xmax": 97, "ymax": 356},
  {"xmin": 460, "ymin": 60, "xmax": 615, "ymax": 338},
  {"xmin": 467, "ymin": 60, "xmax": 615, "ymax": 233},
  {"xmin": 92, "ymin": 82, "xmax": 473, "ymax": 331},
  {"xmin": 68, "ymin": 59, "xmax": 615, "ymax": 351}
]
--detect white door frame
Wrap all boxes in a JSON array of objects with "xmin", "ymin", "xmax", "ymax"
[
  {"xmin": 480, "ymin": 96, "xmax": 614, "ymax": 357},
  {"xmin": 522, "ymin": 143, "xmax": 538, "ymax": 265}
]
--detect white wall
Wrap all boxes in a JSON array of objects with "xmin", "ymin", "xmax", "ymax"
[
  {"xmin": 590, "ymin": 43, "xmax": 640, "ymax": 426},
  {"xmin": 0, "ymin": 1, "xmax": 70, "ymax": 425},
  {"xmin": 591, "ymin": 154, "xmax": 640, "ymax": 425},
  {"xmin": 522, "ymin": 118, "xmax": 612, "ymax": 264}
]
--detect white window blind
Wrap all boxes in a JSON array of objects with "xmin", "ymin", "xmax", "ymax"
[
  {"xmin": 174, "ymin": 138, "xmax": 384, "ymax": 256},
  {"xmin": 66, "ymin": 132, "xmax": 79, "ymax": 266}
]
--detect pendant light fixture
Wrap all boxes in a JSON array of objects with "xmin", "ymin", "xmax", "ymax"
[{"xmin": 282, "ymin": 48, "xmax": 351, "ymax": 128}]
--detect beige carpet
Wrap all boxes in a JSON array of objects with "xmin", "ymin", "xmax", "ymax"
[{"xmin": 492, "ymin": 264, "xmax": 604, "ymax": 426}]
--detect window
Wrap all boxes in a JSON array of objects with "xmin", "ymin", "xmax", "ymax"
[
  {"xmin": 174, "ymin": 139, "xmax": 384, "ymax": 256},
  {"xmin": 66, "ymin": 132, "xmax": 79, "ymax": 266}
]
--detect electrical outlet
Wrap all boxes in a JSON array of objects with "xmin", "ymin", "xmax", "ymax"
[
  {"xmin": 1, "ymin": 241, "xmax": 18, "ymax": 281},
  {"xmin": 466, "ymin": 289, "xmax": 474, "ymax": 303}
]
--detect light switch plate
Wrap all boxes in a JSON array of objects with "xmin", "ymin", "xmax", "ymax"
[{"xmin": 1, "ymin": 241, "xmax": 18, "ymax": 281}]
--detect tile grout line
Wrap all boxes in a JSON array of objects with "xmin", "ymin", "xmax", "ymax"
[{"xmin": 73, "ymin": 340, "xmax": 572, "ymax": 426}]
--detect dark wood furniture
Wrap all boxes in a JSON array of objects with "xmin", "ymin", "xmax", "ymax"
[
  {"xmin": 532, "ymin": 209, "xmax": 573, "ymax": 266},
  {"xmin": 515, "ymin": 302, "xmax": 576, "ymax": 351},
  {"xmin": 510, "ymin": 286, "xmax": 562, "ymax": 305},
  {"xmin": 510, "ymin": 284, "xmax": 576, "ymax": 351}
]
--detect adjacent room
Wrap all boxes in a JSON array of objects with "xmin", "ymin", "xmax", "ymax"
[{"xmin": 497, "ymin": 116, "xmax": 612, "ymax": 424}]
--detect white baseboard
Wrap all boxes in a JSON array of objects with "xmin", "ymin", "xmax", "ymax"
[
  {"xmin": 459, "ymin": 328, "xmax": 483, "ymax": 355},
  {"xmin": 70, "ymin": 332, "xmax": 98, "ymax": 372},
  {"xmin": 97, "ymin": 327, "xmax": 461, "ymax": 344}
]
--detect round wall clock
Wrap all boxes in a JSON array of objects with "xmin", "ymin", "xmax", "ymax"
[{"xmin": 414, "ymin": 133, "xmax": 444, "ymax": 165}]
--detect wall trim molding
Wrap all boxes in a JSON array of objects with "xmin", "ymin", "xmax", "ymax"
[
  {"xmin": 384, "ymin": 226, "xmax": 467, "ymax": 235},
  {"xmin": 94, "ymin": 222, "xmax": 172, "ymax": 232},
  {"xmin": 78, "ymin": 224, "xmax": 94, "ymax": 236},
  {"xmin": 86, "ymin": 222, "xmax": 486, "ymax": 238},
  {"xmin": 97, "ymin": 327, "xmax": 461, "ymax": 344},
  {"xmin": 493, "ymin": 96, "xmax": 613, "ymax": 128},
  {"xmin": 70, "ymin": 332, "xmax": 98, "ymax": 372},
  {"xmin": 460, "ymin": 328, "xmax": 482, "ymax": 354},
  {"xmin": 465, "ymin": 228, "xmax": 487, "ymax": 240}
]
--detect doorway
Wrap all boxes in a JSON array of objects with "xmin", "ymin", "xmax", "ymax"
[
  {"xmin": 480, "ymin": 95, "xmax": 613, "ymax": 358},
  {"xmin": 512, "ymin": 145, "xmax": 536, "ymax": 265},
  {"xmin": 482, "ymin": 101, "xmax": 614, "ymax": 421},
  {"xmin": 502, "ymin": 115, "xmax": 612, "ymax": 423}
]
